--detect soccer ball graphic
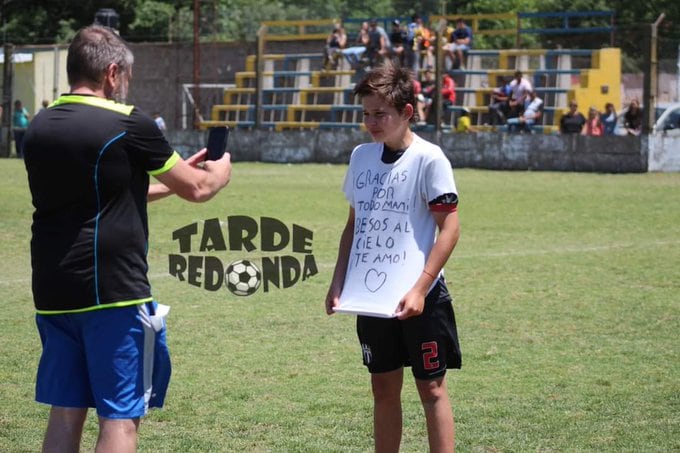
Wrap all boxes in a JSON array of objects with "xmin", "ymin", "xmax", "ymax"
[{"xmin": 225, "ymin": 259, "xmax": 261, "ymax": 296}]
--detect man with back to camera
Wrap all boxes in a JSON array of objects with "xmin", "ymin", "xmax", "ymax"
[{"xmin": 23, "ymin": 25, "xmax": 232, "ymax": 453}]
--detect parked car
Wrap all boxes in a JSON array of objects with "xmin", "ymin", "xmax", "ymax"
[
  {"xmin": 613, "ymin": 102, "xmax": 680, "ymax": 135},
  {"xmin": 653, "ymin": 102, "xmax": 680, "ymax": 135}
]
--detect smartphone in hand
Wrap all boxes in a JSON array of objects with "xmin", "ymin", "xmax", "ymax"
[{"xmin": 206, "ymin": 126, "xmax": 229, "ymax": 161}]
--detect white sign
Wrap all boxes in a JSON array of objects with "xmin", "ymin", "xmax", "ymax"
[{"xmin": 335, "ymin": 164, "xmax": 434, "ymax": 318}]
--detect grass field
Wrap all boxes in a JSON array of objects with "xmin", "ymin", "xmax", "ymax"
[{"xmin": 1, "ymin": 159, "xmax": 678, "ymax": 452}]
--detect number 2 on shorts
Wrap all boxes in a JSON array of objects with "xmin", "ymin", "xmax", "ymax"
[{"xmin": 421, "ymin": 341, "xmax": 440, "ymax": 370}]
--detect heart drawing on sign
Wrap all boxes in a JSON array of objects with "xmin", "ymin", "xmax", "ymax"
[{"xmin": 364, "ymin": 268, "xmax": 387, "ymax": 293}]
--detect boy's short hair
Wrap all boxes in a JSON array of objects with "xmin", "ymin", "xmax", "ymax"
[{"xmin": 353, "ymin": 63, "xmax": 416, "ymax": 123}]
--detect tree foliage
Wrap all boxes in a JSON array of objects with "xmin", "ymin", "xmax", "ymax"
[{"xmin": 0, "ymin": 0, "xmax": 677, "ymax": 67}]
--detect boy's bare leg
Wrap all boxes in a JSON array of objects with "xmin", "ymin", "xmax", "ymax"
[
  {"xmin": 416, "ymin": 376, "xmax": 455, "ymax": 453},
  {"xmin": 371, "ymin": 368, "xmax": 404, "ymax": 453}
]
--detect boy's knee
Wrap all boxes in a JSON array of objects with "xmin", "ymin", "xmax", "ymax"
[{"xmin": 416, "ymin": 377, "xmax": 448, "ymax": 405}]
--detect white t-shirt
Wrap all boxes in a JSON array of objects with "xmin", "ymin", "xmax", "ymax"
[
  {"xmin": 524, "ymin": 96, "xmax": 543, "ymax": 119},
  {"xmin": 336, "ymin": 134, "xmax": 457, "ymax": 317},
  {"xmin": 509, "ymin": 77, "xmax": 533, "ymax": 103}
]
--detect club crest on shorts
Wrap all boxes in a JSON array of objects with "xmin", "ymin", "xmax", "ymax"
[{"xmin": 361, "ymin": 343, "xmax": 373, "ymax": 365}]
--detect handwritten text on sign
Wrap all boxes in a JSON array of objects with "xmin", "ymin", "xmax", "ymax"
[{"xmin": 338, "ymin": 168, "xmax": 425, "ymax": 317}]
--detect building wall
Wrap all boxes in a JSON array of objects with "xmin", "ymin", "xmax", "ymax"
[
  {"xmin": 127, "ymin": 41, "xmax": 256, "ymax": 130},
  {"xmin": 33, "ymin": 48, "xmax": 69, "ymax": 106}
]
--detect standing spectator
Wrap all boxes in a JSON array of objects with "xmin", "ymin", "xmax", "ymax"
[
  {"xmin": 323, "ymin": 22, "xmax": 348, "ymax": 70},
  {"xmin": 389, "ymin": 20, "xmax": 407, "ymax": 67},
  {"xmin": 582, "ymin": 106, "xmax": 603, "ymax": 136},
  {"xmin": 444, "ymin": 18, "xmax": 472, "ymax": 70},
  {"xmin": 560, "ymin": 100, "xmax": 586, "ymax": 134},
  {"xmin": 23, "ymin": 25, "xmax": 232, "ymax": 453},
  {"xmin": 600, "ymin": 102, "xmax": 617, "ymax": 135},
  {"xmin": 12, "ymin": 99, "xmax": 30, "ymax": 158},
  {"xmin": 623, "ymin": 98, "xmax": 643, "ymax": 136},
  {"xmin": 488, "ymin": 77, "xmax": 512, "ymax": 126},
  {"xmin": 507, "ymin": 90, "xmax": 543, "ymax": 133},
  {"xmin": 153, "ymin": 112, "xmax": 167, "ymax": 132}
]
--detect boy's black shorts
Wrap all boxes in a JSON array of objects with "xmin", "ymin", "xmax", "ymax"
[{"xmin": 356, "ymin": 278, "xmax": 461, "ymax": 380}]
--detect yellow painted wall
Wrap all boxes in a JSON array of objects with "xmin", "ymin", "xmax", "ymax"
[
  {"xmin": 33, "ymin": 48, "xmax": 69, "ymax": 108},
  {"xmin": 571, "ymin": 48, "xmax": 621, "ymax": 114},
  {"xmin": 0, "ymin": 47, "xmax": 69, "ymax": 116}
]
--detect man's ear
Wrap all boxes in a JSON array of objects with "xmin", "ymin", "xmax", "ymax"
[{"xmin": 104, "ymin": 63, "xmax": 119, "ymax": 87}]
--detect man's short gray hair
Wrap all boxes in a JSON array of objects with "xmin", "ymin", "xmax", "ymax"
[{"xmin": 67, "ymin": 25, "xmax": 134, "ymax": 86}]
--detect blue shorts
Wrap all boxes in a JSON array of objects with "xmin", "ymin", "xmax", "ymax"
[{"xmin": 35, "ymin": 302, "xmax": 171, "ymax": 419}]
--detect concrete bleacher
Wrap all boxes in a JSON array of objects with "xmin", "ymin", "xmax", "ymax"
[
  {"xmin": 204, "ymin": 50, "xmax": 366, "ymax": 130},
  {"xmin": 200, "ymin": 14, "xmax": 621, "ymax": 133},
  {"xmin": 442, "ymin": 47, "xmax": 620, "ymax": 133}
]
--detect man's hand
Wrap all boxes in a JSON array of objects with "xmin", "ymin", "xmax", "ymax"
[{"xmin": 186, "ymin": 148, "xmax": 208, "ymax": 167}]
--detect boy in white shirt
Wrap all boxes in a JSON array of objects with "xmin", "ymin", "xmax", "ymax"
[
  {"xmin": 325, "ymin": 63, "xmax": 462, "ymax": 452},
  {"xmin": 507, "ymin": 90, "xmax": 543, "ymax": 133}
]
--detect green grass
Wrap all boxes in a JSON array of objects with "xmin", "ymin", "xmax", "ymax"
[{"xmin": 1, "ymin": 160, "xmax": 679, "ymax": 452}]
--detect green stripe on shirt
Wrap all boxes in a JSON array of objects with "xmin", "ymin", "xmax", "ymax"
[
  {"xmin": 148, "ymin": 151, "xmax": 180, "ymax": 176},
  {"xmin": 51, "ymin": 94, "xmax": 135, "ymax": 116}
]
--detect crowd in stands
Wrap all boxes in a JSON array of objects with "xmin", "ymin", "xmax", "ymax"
[
  {"xmin": 321, "ymin": 16, "xmax": 641, "ymax": 135},
  {"xmin": 559, "ymin": 98, "xmax": 642, "ymax": 136},
  {"xmin": 323, "ymin": 15, "xmax": 468, "ymax": 127}
]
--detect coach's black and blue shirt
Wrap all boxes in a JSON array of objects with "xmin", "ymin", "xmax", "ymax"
[{"xmin": 24, "ymin": 94, "xmax": 179, "ymax": 313}]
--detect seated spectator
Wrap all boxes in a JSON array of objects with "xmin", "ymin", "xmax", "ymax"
[
  {"xmin": 456, "ymin": 108, "xmax": 471, "ymax": 133},
  {"xmin": 341, "ymin": 22, "xmax": 369, "ymax": 68},
  {"xmin": 505, "ymin": 94, "xmax": 523, "ymax": 123},
  {"xmin": 444, "ymin": 17, "xmax": 472, "ymax": 70},
  {"xmin": 366, "ymin": 19, "xmax": 391, "ymax": 68},
  {"xmin": 323, "ymin": 23, "xmax": 347, "ymax": 70},
  {"xmin": 506, "ymin": 90, "xmax": 543, "ymax": 133},
  {"xmin": 405, "ymin": 15, "xmax": 419, "ymax": 70},
  {"xmin": 560, "ymin": 100, "xmax": 586, "ymax": 134},
  {"xmin": 415, "ymin": 68, "xmax": 435, "ymax": 125},
  {"xmin": 489, "ymin": 77, "xmax": 512, "ymax": 126},
  {"xmin": 582, "ymin": 106, "xmax": 603, "ymax": 136},
  {"xmin": 412, "ymin": 16, "xmax": 434, "ymax": 71},
  {"xmin": 601, "ymin": 102, "xmax": 617, "ymax": 135},
  {"xmin": 414, "ymin": 68, "xmax": 455, "ymax": 123},
  {"xmin": 623, "ymin": 98, "xmax": 643, "ymax": 136},
  {"xmin": 389, "ymin": 20, "xmax": 407, "ymax": 67},
  {"xmin": 356, "ymin": 21, "xmax": 370, "ymax": 46},
  {"xmin": 508, "ymin": 70, "xmax": 532, "ymax": 111},
  {"xmin": 413, "ymin": 71, "xmax": 434, "ymax": 126},
  {"xmin": 441, "ymin": 72, "xmax": 456, "ymax": 108}
]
